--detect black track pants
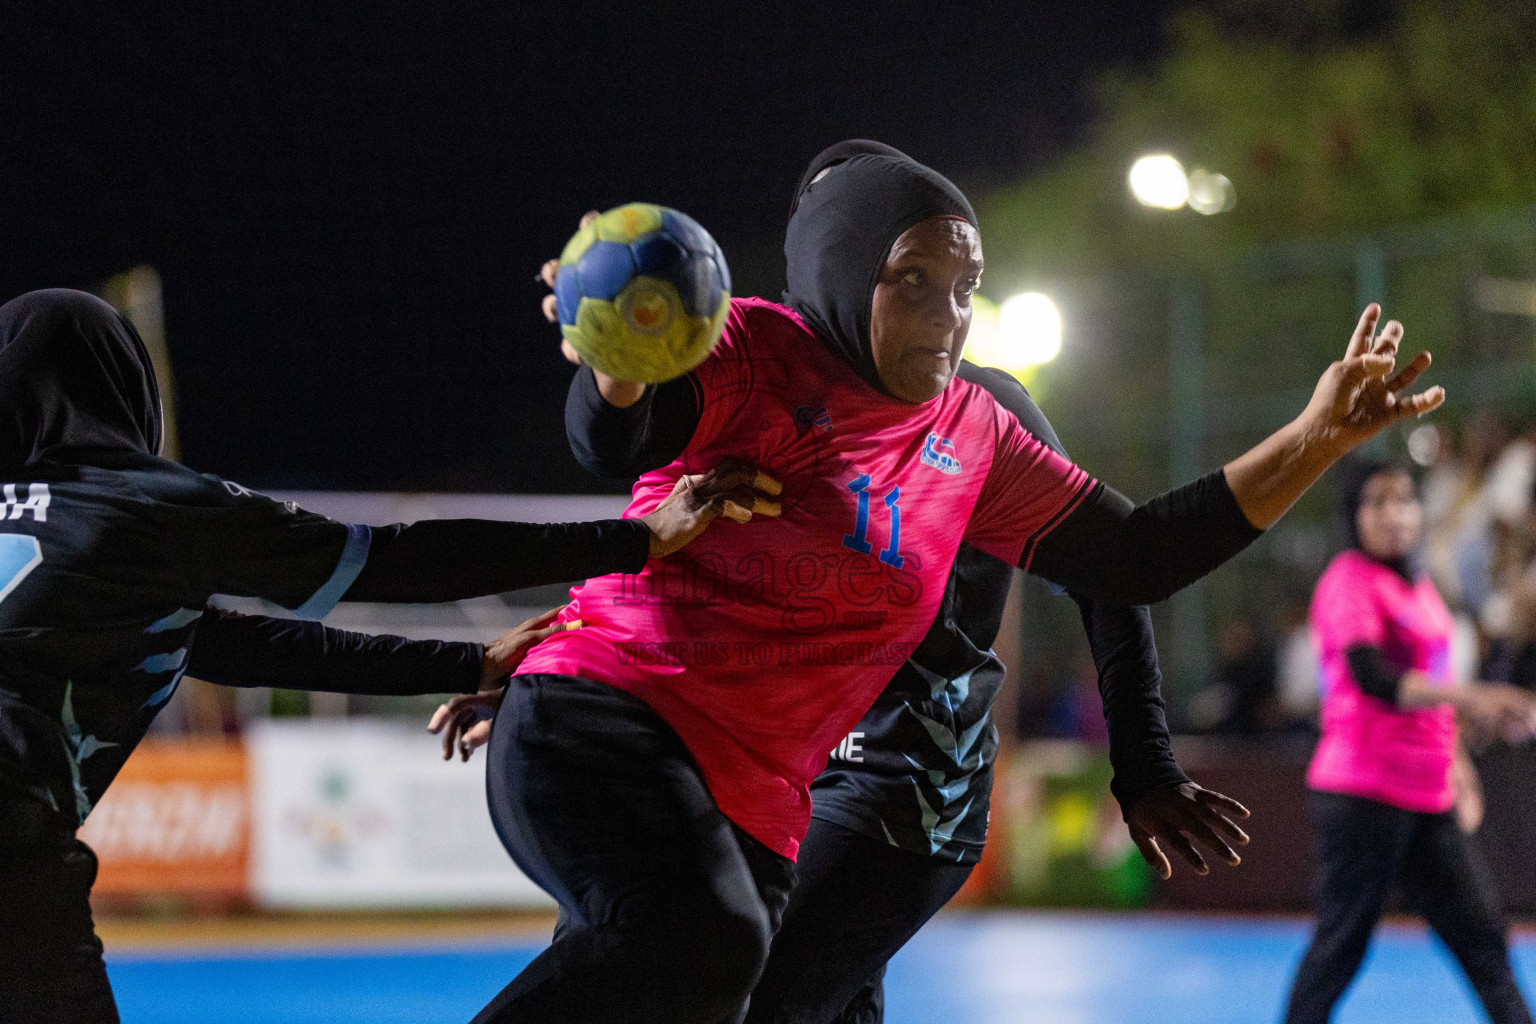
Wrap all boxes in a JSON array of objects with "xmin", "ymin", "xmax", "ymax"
[
  {"xmin": 1283, "ymin": 790, "xmax": 1532, "ymax": 1024},
  {"xmin": 472, "ymin": 674, "xmax": 795, "ymax": 1024},
  {"xmin": 0, "ymin": 793, "xmax": 118, "ymax": 1024},
  {"xmin": 744, "ymin": 817, "xmax": 973, "ymax": 1024}
]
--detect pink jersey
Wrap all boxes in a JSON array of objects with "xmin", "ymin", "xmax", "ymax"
[
  {"xmin": 518, "ymin": 298, "xmax": 1091, "ymax": 857},
  {"xmin": 1307, "ymin": 549, "xmax": 1458, "ymax": 813}
]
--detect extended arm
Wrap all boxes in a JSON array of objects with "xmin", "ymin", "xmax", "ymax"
[
  {"xmin": 188, "ymin": 607, "xmax": 484, "ymax": 696},
  {"xmin": 1345, "ymin": 644, "xmax": 1536, "ymax": 741},
  {"xmin": 959, "ymin": 364, "xmax": 1190, "ymax": 808},
  {"xmin": 182, "ymin": 464, "xmax": 777, "ymax": 615},
  {"xmin": 343, "ymin": 517, "xmax": 650, "ymax": 604},
  {"xmin": 1076, "ymin": 601, "xmax": 1188, "ymax": 810}
]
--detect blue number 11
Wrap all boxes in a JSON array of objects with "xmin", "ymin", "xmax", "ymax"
[{"xmin": 842, "ymin": 475, "xmax": 904, "ymax": 568}]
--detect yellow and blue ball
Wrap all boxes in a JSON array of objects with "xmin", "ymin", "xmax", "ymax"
[{"xmin": 554, "ymin": 203, "xmax": 732, "ymax": 384}]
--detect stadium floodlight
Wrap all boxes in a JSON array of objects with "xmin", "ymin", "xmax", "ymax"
[
  {"xmin": 962, "ymin": 292, "xmax": 1062, "ymax": 375},
  {"xmin": 998, "ymin": 292, "xmax": 1062, "ymax": 366},
  {"xmin": 1128, "ymin": 154, "xmax": 1190, "ymax": 210}
]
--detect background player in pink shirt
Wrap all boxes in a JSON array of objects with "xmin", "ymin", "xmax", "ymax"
[
  {"xmin": 1282, "ymin": 462, "xmax": 1536, "ymax": 1024},
  {"xmin": 444, "ymin": 150, "xmax": 1445, "ymax": 1024}
]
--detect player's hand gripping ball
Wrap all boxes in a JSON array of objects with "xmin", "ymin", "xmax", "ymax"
[{"xmin": 554, "ymin": 203, "xmax": 731, "ymax": 384}]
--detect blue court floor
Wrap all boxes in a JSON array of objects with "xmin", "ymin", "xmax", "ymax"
[{"xmin": 106, "ymin": 911, "xmax": 1536, "ymax": 1023}]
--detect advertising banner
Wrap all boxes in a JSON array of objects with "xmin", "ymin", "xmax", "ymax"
[
  {"xmin": 247, "ymin": 719, "xmax": 551, "ymax": 908},
  {"xmin": 80, "ymin": 738, "xmax": 249, "ymax": 898}
]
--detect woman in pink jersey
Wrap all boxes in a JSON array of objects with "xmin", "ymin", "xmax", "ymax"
[
  {"xmin": 1283, "ymin": 462, "xmax": 1536, "ymax": 1024},
  {"xmin": 448, "ymin": 150, "xmax": 1445, "ymax": 1024}
]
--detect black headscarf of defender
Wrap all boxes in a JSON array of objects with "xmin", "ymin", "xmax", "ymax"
[
  {"xmin": 783, "ymin": 139, "xmax": 977, "ymax": 396},
  {"xmin": 0, "ymin": 289, "xmax": 162, "ymax": 476}
]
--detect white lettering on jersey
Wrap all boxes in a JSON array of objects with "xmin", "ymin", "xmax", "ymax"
[
  {"xmin": 2, "ymin": 483, "xmax": 50, "ymax": 522},
  {"xmin": 830, "ymin": 731, "xmax": 865, "ymax": 763},
  {"xmin": 221, "ymin": 480, "xmax": 256, "ymax": 498}
]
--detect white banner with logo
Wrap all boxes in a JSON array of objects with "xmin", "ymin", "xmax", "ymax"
[{"xmin": 248, "ymin": 719, "xmax": 552, "ymax": 908}]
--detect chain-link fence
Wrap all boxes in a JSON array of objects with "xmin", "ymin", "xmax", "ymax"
[{"xmin": 1011, "ymin": 208, "xmax": 1536, "ymax": 728}]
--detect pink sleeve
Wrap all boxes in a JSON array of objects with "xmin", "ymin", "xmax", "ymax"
[
  {"xmin": 1310, "ymin": 559, "xmax": 1386, "ymax": 653},
  {"xmin": 963, "ymin": 401, "xmax": 1094, "ymax": 568},
  {"xmin": 689, "ymin": 300, "xmax": 756, "ymax": 452}
]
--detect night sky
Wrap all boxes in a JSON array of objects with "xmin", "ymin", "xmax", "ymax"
[{"xmin": 1, "ymin": 2, "xmax": 1176, "ymax": 493}]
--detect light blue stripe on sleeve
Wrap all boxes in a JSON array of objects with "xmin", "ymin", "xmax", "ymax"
[
  {"xmin": 294, "ymin": 523, "xmax": 372, "ymax": 620},
  {"xmin": 146, "ymin": 607, "xmax": 203, "ymax": 634},
  {"xmin": 136, "ymin": 647, "xmax": 189, "ymax": 675}
]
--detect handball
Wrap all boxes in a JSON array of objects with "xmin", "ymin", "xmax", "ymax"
[{"xmin": 554, "ymin": 203, "xmax": 731, "ymax": 383}]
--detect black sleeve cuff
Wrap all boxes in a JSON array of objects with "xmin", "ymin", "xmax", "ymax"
[
  {"xmin": 1110, "ymin": 760, "xmax": 1193, "ymax": 819},
  {"xmin": 614, "ymin": 517, "xmax": 652, "ymax": 573},
  {"xmin": 464, "ymin": 642, "xmax": 488, "ymax": 693}
]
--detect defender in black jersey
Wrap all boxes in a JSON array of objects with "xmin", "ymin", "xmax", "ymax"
[{"xmin": 0, "ymin": 288, "xmax": 771, "ymax": 1024}]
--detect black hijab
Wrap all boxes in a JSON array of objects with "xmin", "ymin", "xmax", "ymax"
[
  {"xmin": 0, "ymin": 289, "xmax": 162, "ymax": 476},
  {"xmin": 784, "ymin": 140, "xmax": 976, "ymax": 395},
  {"xmin": 1338, "ymin": 457, "xmax": 1416, "ymax": 579}
]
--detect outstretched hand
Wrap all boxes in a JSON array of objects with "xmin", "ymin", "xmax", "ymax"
[
  {"xmin": 1126, "ymin": 781, "xmax": 1251, "ymax": 880},
  {"xmin": 639, "ymin": 458, "xmax": 784, "ymax": 557},
  {"xmin": 1459, "ymin": 682, "xmax": 1536, "ymax": 746},
  {"xmin": 427, "ymin": 688, "xmax": 502, "ymax": 762},
  {"xmin": 429, "ymin": 606, "xmax": 581, "ymax": 762},
  {"xmin": 1300, "ymin": 304, "xmax": 1445, "ymax": 456}
]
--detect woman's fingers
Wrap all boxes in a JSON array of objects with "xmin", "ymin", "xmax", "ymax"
[
  {"xmin": 1160, "ymin": 827, "xmax": 1210, "ymax": 876},
  {"xmin": 718, "ymin": 498, "xmax": 753, "ymax": 524},
  {"xmin": 1131, "ymin": 830, "xmax": 1171, "ymax": 881},
  {"xmin": 1196, "ymin": 806, "xmax": 1251, "ymax": 848},
  {"xmin": 1182, "ymin": 814, "xmax": 1242, "ymax": 866},
  {"xmin": 527, "ymin": 622, "xmax": 576, "ymax": 644},
  {"xmin": 1195, "ymin": 787, "xmax": 1251, "ymax": 819},
  {"xmin": 427, "ymin": 703, "xmax": 451, "ymax": 733},
  {"xmin": 1384, "ymin": 351, "xmax": 1432, "ymax": 394},
  {"xmin": 723, "ymin": 485, "xmax": 782, "ymax": 517},
  {"xmin": 440, "ymin": 707, "xmax": 470, "ymax": 759},
  {"xmin": 1341, "ymin": 352, "xmax": 1397, "ymax": 386},
  {"xmin": 1345, "ymin": 303, "xmax": 1382, "ymax": 358},
  {"xmin": 459, "ymin": 720, "xmax": 492, "ymax": 761},
  {"xmin": 712, "ymin": 489, "xmax": 782, "ymax": 524},
  {"xmin": 522, "ymin": 605, "xmax": 568, "ymax": 630},
  {"xmin": 1370, "ymin": 320, "xmax": 1404, "ymax": 360},
  {"xmin": 1393, "ymin": 386, "xmax": 1446, "ymax": 420},
  {"xmin": 542, "ymin": 293, "xmax": 560, "ymax": 323},
  {"xmin": 579, "ymin": 209, "xmax": 601, "ymax": 229},
  {"xmin": 539, "ymin": 258, "xmax": 560, "ymax": 289}
]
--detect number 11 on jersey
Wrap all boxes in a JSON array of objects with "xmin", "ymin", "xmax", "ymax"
[{"xmin": 842, "ymin": 474, "xmax": 904, "ymax": 569}]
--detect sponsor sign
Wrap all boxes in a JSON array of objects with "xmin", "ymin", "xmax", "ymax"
[
  {"xmin": 81, "ymin": 738, "xmax": 249, "ymax": 897},
  {"xmin": 247, "ymin": 719, "xmax": 550, "ymax": 908}
]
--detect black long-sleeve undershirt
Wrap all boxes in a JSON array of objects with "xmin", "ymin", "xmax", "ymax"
[
  {"xmin": 1345, "ymin": 643, "xmax": 1406, "ymax": 704},
  {"xmin": 970, "ymin": 364, "xmax": 1188, "ymax": 811},
  {"xmin": 188, "ymin": 607, "xmax": 484, "ymax": 696},
  {"xmin": 343, "ymin": 517, "xmax": 651, "ymax": 604},
  {"xmin": 566, "ymin": 365, "xmax": 701, "ymax": 481},
  {"xmin": 1028, "ymin": 471, "xmax": 1262, "ymax": 606}
]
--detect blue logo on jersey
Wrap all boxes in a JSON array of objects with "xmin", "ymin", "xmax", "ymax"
[
  {"xmin": 0, "ymin": 534, "xmax": 42, "ymax": 606},
  {"xmin": 920, "ymin": 434, "xmax": 962, "ymax": 475},
  {"xmin": 794, "ymin": 404, "xmax": 833, "ymax": 435}
]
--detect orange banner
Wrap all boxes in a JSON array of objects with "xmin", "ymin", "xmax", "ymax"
[{"xmin": 78, "ymin": 738, "xmax": 249, "ymax": 898}]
